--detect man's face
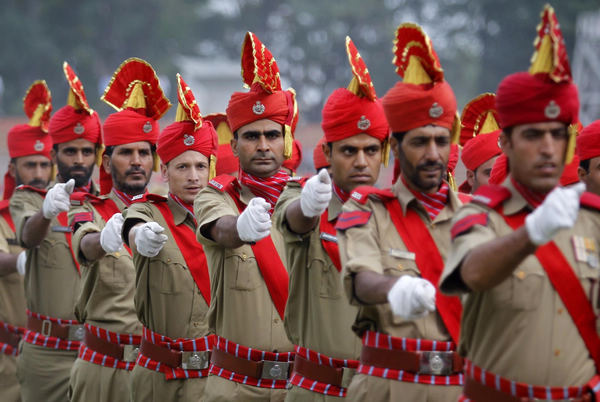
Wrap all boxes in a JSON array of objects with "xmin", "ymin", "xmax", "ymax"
[
  {"xmin": 9, "ymin": 155, "xmax": 52, "ymax": 189},
  {"xmin": 160, "ymin": 150, "xmax": 209, "ymax": 204},
  {"xmin": 103, "ymin": 141, "xmax": 153, "ymax": 195},
  {"xmin": 501, "ymin": 121, "xmax": 567, "ymax": 193},
  {"xmin": 324, "ymin": 133, "xmax": 382, "ymax": 193},
  {"xmin": 52, "ymin": 138, "xmax": 96, "ymax": 187},
  {"xmin": 466, "ymin": 155, "xmax": 498, "ymax": 193},
  {"xmin": 231, "ymin": 119, "xmax": 285, "ymax": 178},
  {"xmin": 579, "ymin": 156, "xmax": 600, "ymax": 196},
  {"xmin": 393, "ymin": 125, "xmax": 451, "ymax": 193}
]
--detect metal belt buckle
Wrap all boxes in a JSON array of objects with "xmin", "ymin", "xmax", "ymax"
[
  {"xmin": 341, "ymin": 367, "xmax": 356, "ymax": 388},
  {"xmin": 418, "ymin": 351, "xmax": 454, "ymax": 376},
  {"xmin": 123, "ymin": 345, "xmax": 140, "ymax": 362},
  {"xmin": 68, "ymin": 325, "xmax": 85, "ymax": 341},
  {"xmin": 261, "ymin": 360, "xmax": 290, "ymax": 380},
  {"xmin": 41, "ymin": 319, "xmax": 52, "ymax": 337},
  {"xmin": 181, "ymin": 351, "xmax": 210, "ymax": 370}
]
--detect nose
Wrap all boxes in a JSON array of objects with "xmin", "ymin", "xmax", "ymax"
[
  {"xmin": 539, "ymin": 131, "xmax": 558, "ymax": 157},
  {"xmin": 74, "ymin": 150, "xmax": 84, "ymax": 165},
  {"xmin": 257, "ymin": 134, "xmax": 270, "ymax": 152},
  {"xmin": 354, "ymin": 150, "xmax": 367, "ymax": 168},
  {"xmin": 130, "ymin": 150, "xmax": 142, "ymax": 165},
  {"xmin": 424, "ymin": 140, "xmax": 440, "ymax": 161}
]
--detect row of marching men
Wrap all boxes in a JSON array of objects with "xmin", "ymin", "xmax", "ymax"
[{"xmin": 2, "ymin": 4, "xmax": 600, "ymax": 402}]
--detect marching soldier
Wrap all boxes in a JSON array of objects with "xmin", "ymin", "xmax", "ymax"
[
  {"xmin": 122, "ymin": 74, "xmax": 217, "ymax": 402},
  {"xmin": 577, "ymin": 121, "xmax": 600, "ymax": 196},
  {"xmin": 67, "ymin": 58, "xmax": 168, "ymax": 401},
  {"xmin": 336, "ymin": 23, "xmax": 468, "ymax": 402},
  {"xmin": 273, "ymin": 36, "xmax": 388, "ymax": 400},
  {"xmin": 195, "ymin": 32, "xmax": 298, "ymax": 402},
  {"xmin": 10, "ymin": 77, "xmax": 100, "ymax": 402},
  {"xmin": 440, "ymin": 5, "xmax": 600, "ymax": 401}
]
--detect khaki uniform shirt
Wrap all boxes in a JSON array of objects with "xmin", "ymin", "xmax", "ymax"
[
  {"xmin": 0, "ymin": 212, "xmax": 25, "ymax": 328},
  {"xmin": 9, "ymin": 183, "xmax": 92, "ymax": 319},
  {"xmin": 440, "ymin": 179, "xmax": 599, "ymax": 386},
  {"xmin": 123, "ymin": 197, "xmax": 209, "ymax": 339},
  {"xmin": 338, "ymin": 179, "xmax": 461, "ymax": 340},
  {"xmin": 273, "ymin": 181, "xmax": 361, "ymax": 360},
  {"xmin": 195, "ymin": 183, "xmax": 292, "ymax": 352},
  {"xmin": 69, "ymin": 190, "xmax": 140, "ymax": 334}
]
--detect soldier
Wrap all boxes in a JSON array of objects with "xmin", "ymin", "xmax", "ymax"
[
  {"xmin": 577, "ymin": 121, "xmax": 600, "ymax": 196},
  {"xmin": 10, "ymin": 77, "xmax": 101, "ymax": 402},
  {"xmin": 195, "ymin": 32, "xmax": 298, "ymax": 402},
  {"xmin": 457, "ymin": 93, "xmax": 502, "ymax": 194},
  {"xmin": 121, "ymin": 74, "xmax": 217, "ymax": 402},
  {"xmin": 67, "ymin": 58, "xmax": 168, "ymax": 402},
  {"xmin": 440, "ymin": 6, "xmax": 600, "ymax": 401},
  {"xmin": 273, "ymin": 36, "xmax": 388, "ymax": 401},
  {"xmin": 336, "ymin": 23, "xmax": 467, "ymax": 402}
]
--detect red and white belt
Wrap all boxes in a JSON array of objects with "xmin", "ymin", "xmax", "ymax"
[
  {"xmin": 24, "ymin": 309, "xmax": 82, "ymax": 351},
  {"xmin": 289, "ymin": 345, "xmax": 359, "ymax": 397},
  {"xmin": 358, "ymin": 331, "xmax": 464, "ymax": 386},
  {"xmin": 0, "ymin": 321, "xmax": 25, "ymax": 356},
  {"xmin": 459, "ymin": 359, "xmax": 600, "ymax": 402},
  {"xmin": 78, "ymin": 324, "xmax": 141, "ymax": 371},
  {"xmin": 209, "ymin": 335, "xmax": 295, "ymax": 389},
  {"xmin": 137, "ymin": 327, "xmax": 214, "ymax": 380}
]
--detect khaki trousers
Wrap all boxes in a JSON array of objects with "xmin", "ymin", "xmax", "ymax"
[
  {"xmin": 68, "ymin": 357, "xmax": 132, "ymax": 402},
  {"xmin": 285, "ymin": 384, "xmax": 346, "ymax": 402},
  {"xmin": 0, "ymin": 352, "xmax": 20, "ymax": 402},
  {"xmin": 203, "ymin": 374, "xmax": 287, "ymax": 402},
  {"xmin": 130, "ymin": 363, "xmax": 207, "ymax": 402}
]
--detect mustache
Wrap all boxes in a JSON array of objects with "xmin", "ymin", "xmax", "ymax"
[
  {"xmin": 27, "ymin": 179, "xmax": 47, "ymax": 188},
  {"xmin": 416, "ymin": 161, "xmax": 445, "ymax": 172},
  {"xmin": 125, "ymin": 167, "xmax": 147, "ymax": 177}
]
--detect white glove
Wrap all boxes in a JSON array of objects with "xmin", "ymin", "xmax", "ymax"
[
  {"xmin": 16, "ymin": 251, "xmax": 26, "ymax": 276},
  {"xmin": 134, "ymin": 222, "xmax": 168, "ymax": 257},
  {"xmin": 236, "ymin": 197, "xmax": 271, "ymax": 243},
  {"xmin": 387, "ymin": 276, "xmax": 436, "ymax": 320},
  {"xmin": 525, "ymin": 182, "xmax": 585, "ymax": 246},
  {"xmin": 300, "ymin": 169, "xmax": 332, "ymax": 218},
  {"xmin": 100, "ymin": 213, "xmax": 125, "ymax": 254},
  {"xmin": 42, "ymin": 179, "xmax": 75, "ymax": 219}
]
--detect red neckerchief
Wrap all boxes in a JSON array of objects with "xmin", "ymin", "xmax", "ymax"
[
  {"xmin": 402, "ymin": 176, "xmax": 449, "ymax": 221},
  {"xmin": 332, "ymin": 182, "xmax": 350, "ymax": 203},
  {"xmin": 169, "ymin": 193, "xmax": 195, "ymax": 220},
  {"xmin": 74, "ymin": 181, "xmax": 92, "ymax": 193},
  {"xmin": 238, "ymin": 169, "xmax": 290, "ymax": 213},
  {"xmin": 510, "ymin": 177, "xmax": 551, "ymax": 209},
  {"xmin": 112, "ymin": 188, "xmax": 146, "ymax": 207}
]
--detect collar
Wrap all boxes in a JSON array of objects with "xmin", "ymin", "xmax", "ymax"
[
  {"xmin": 392, "ymin": 177, "xmax": 461, "ymax": 223},
  {"xmin": 111, "ymin": 188, "xmax": 147, "ymax": 207},
  {"xmin": 501, "ymin": 177, "xmax": 532, "ymax": 215},
  {"xmin": 167, "ymin": 196, "xmax": 194, "ymax": 226},
  {"xmin": 332, "ymin": 182, "xmax": 350, "ymax": 203},
  {"xmin": 327, "ymin": 191, "xmax": 344, "ymax": 222}
]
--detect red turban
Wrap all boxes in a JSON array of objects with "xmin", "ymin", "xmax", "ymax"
[
  {"xmin": 49, "ymin": 106, "xmax": 102, "ymax": 145},
  {"xmin": 560, "ymin": 155, "xmax": 580, "ymax": 186},
  {"xmin": 382, "ymin": 81, "xmax": 457, "ymax": 133},
  {"xmin": 577, "ymin": 120, "xmax": 600, "ymax": 161},
  {"xmin": 103, "ymin": 110, "xmax": 159, "ymax": 147},
  {"xmin": 313, "ymin": 137, "xmax": 329, "ymax": 170},
  {"xmin": 157, "ymin": 121, "xmax": 218, "ymax": 164},
  {"xmin": 461, "ymin": 130, "xmax": 501, "ymax": 171},
  {"xmin": 321, "ymin": 89, "xmax": 389, "ymax": 143},
  {"xmin": 282, "ymin": 140, "xmax": 303, "ymax": 172},
  {"xmin": 215, "ymin": 144, "xmax": 239, "ymax": 176}
]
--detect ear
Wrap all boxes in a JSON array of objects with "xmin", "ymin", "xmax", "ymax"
[
  {"xmin": 390, "ymin": 135, "xmax": 400, "ymax": 161},
  {"xmin": 160, "ymin": 163, "xmax": 169, "ymax": 182},
  {"xmin": 322, "ymin": 142, "xmax": 331, "ymax": 165},
  {"xmin": 102, "ymin": 153, "xmax": 111, "ymax": 174},
  {"xmin": 50, "ymin": 148, "xmax": 58, "ymax": 165},
  {"xmin": 466, "ymin": 169, "xmax": 475, "ymax": 187},
  {"xmin": 230, "ymin": 137, "xmax": 239, "ymax": 158},
  {"xmin": 499, "ymin": 131, "xmax": 510, "ymax": 152},
  {"xmin": 578, "ymin": 166, "xmax": 588, "ymax": 182},
  {"xmin": 8, "ymin": 161, "xmax": 16, "ymax": 179}
]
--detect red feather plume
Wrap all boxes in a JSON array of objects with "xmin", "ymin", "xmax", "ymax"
[
  {"xmin": 393, "ymin": 23, "xmax": 444, "ymax": 82},
  {"xmin": 345, "ymin": 36, "xmax": 377, "ymax": 101},
  {"xmin": 23, "ymin": 80, "xmax": 52, "ymax": 132},
  {"xmin": 101, "ymin": 57, "xmax": 171, "ymax": 119},
  {"xmin": 63, "ymin": 61, "xmax": 93, "ymax": 114},
  {"xmin": 240, "ymin": 32, "xmax": 282, "ymax": 93},
  {"xmin": 530, "ymin": 4, "xmax": 571, "ymax": 82},
  {"xmin": 459, "ymin": 93, "xmax": 498, "ymax": 146},
  {"xmin": 176, "ymin": 74, "xmax": 203, "ymax": 130}
]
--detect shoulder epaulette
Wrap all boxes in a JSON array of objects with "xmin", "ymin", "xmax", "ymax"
[
  {"xmin": 208, "ymin": 174, "xmax": 238, "ymax": 193},
  {"xmin": 133, "ymin": 193, "xmax": 168, "ymax": 204},
  {"xmin": 15, "ymin": 185, "xmax": 47, "ymax": 196},
  {"xmin": 288, "ymin": 175, "xmax": 309, "ymax": 187},
  {"xmin": 335, "ymin": 210, "xmax": 372, "ymax": 230},
  {"xmin": 349, "ymin": 185, "xmax": 395, "ymax": 205},
  {"xmin": 470, "ymin": 185, "xmax": 511, "ymax": 209},
  {"xmin": 70, "ymin": 191, "xmax": 103, "ymax": 206},
  {"xmin": 457, "ymin": 192, "xmax": 473, "ymax": 204},
  {"xmin": 580, "ymin": 192, "xmax": 600, "ymax": 211}
]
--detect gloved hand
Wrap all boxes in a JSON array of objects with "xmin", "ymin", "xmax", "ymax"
[
  {"xmin": 16, "ymin": 251, "xmax": 26, "ymax": 276},
  {"xmin": 300, "ymin": 169, "xmax": 332, "ymax": 218},
  {"xmin": 387, "ymin": 276, "xmax": 436, "ymax": 320},
  {"xmin": 100, "ymin": 213, "xmax": 125, "ymax": 254},
  {"xmin": 525, "ymin": 182, "xmax": 586, "ymax": 246},
  {"xmin": 134, "ymin": 222, "xmax": 168, "ymax": 257},
  {"xmin": 236, "ymin": 197, "xmax": 271, "ymax": 243},
  {"xmin": 42, "ymin": 179, "xmax": 75, "ymax": 219}
]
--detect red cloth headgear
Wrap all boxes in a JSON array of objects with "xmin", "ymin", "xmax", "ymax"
[
  {"xmin": 577, "ymin": 120, "xmax": 600, "ymax": 161},
  {"xmin": 313, "ymin": 137, "xmax": 329, "ymax": 170},
  {"xmin": 158, "ymin": 121, "xmax": 218, "ymax": 164},
  {"xmin": 216, "ymin": 144, "xmax": 239, "ymax": 176},
  {"xmin": 560, "ymin": 154, "xmax": 580, "ymax": 186},
  {"xmin": 282, "ymin": 140, "xmax": 303, "ymax": 173},
  {"xmin": 461, "ymin": 130, "xmax": 501, "ymax": 171},
  {"xmin": 49, "ymin": 106, "xmax": 101, "ymax": 145}
]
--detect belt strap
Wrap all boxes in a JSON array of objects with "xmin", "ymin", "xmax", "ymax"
[
  {"xmin": 27, "ymin": 315, "xmax": 83, "ymax": 341},
  {"xmin": 293, "ymin": 354, "xmax": 352, "ymax": 388},
  {"xmin": 211, "ymin": 348, "xmax": 292, "ymax": 381},
  {"xmin": 141, "ymin": 337, "xmax": 182, "ymax": 367},
  {"xmin": 0, "ymin": 326, "xmax": 21, "ymax": 348},
  {"xmin": 84, "ymin": 329, "xmax": 139, "ymax": 362},
  {"xmin": 360, "ymin": 345, "xmax": 463, "ymax": 375}
]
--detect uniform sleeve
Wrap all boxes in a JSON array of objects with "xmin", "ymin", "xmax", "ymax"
[
  {"xmin": 9, "ymin": 190, "xmax": 42, "ymax": 247},
  {"xmin": 273, "ymin": 182, "xmax": 312, "ymax": 244},
  {"xmin": 69, "ymin": 203, "xmax": 102, "ymax": 265},
  {"xmin": 121, "ymin": 202, "xmax": 155, "ymax": 248},
  {"xmin": 0, "ymin": 232, "xmax": 10, "ymax": 254},
  {"xmin": 337, "ymin": 198, "xmax": 384, "ymax": 305},
  {"xmin": 439, "ymin": 203, "xmax": 498, "ymax": 295},
  {"xmin": 194, "ymin": 186, "xmax": 238, "ymax": 246}
]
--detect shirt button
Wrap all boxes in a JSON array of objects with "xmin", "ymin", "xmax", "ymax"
[
  {"xmin": 114, "ymin": 252, "xmax": 120, "ymax": 257},
  {"xmin": 241, "ymin": 254, "xmax": 247, "ymax": 261},
  {"xmin": 557, "ymin": 308, "xmax": 563, "ymax": 314},
  {"xmin": 193, "ymin": 322, "xmax": 200, "ymax": 328},
  {"xmin": 554, "ymin": 349, "xmax": 560, "ymax": 356},
  {"xmin": 167, "ymin": 258, "xmax": 171, "ymax": 262},
  {"xmin": 516, "ymin": 271, "xmax": 526, "ymax": 280},
  {"xmin": 273, "ymin": 318, "xmax": 280, "ymax": 324}
]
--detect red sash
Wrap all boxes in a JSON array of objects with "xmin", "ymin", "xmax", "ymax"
[
  {"xmin": 0, "ymin": 200, "xmax": 15, "ymax": 232},
  {"xmin": 319, "ymin": 210, "xmax": 341, "ymax": 272},
  {"xmin": 208, "ymin": 175, "xmax": 289, "ymax": 320},
  {"xmin": 151, "ymin": 198, "xmax": 211, "ymax": 306}
]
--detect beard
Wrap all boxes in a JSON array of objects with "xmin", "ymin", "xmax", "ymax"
[
  {"xmin": 111, "ymin": 166, "xmax": 150, "ymax": 195},
  {"xmin": 399, "ymin": 150, "xmax": 446, "ymax": 192},
  {"xmin": 16, "ymin": 172, "xmax": 48, "ymax": 189},
  {"xmin": 57, "ymin": 159, "xmax": 94, "ymax": 188}
]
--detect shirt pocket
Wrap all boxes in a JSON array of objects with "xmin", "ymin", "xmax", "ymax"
[
  {"xmin": 148, "ymin": 246, "xmax": 187, "ymax": 295},
  {"xmin": 102, "ymin": 253, "xmax": 135, "ymax": 289},
  {"xmin": 510, "ymin": 263, "xmax": 544, "ymax": 311},
  {"xmin": 383, "ymin": 248, "xmax": 420, "ymax": 278},
  {"xmin": 310, "ymin": 258, "xmax": 341, "ymax": 299},
  {"xmin": 226, "ymin": 248, "xmax": 263, "ymax": 291},
  {"xmin": 39, "ymin": 237, "xmax": 72, "ymax": 270}
]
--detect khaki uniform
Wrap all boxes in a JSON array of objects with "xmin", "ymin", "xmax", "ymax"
[
  {"xmin": 10, "ymin": 183, "xmax": 88, "ymax": 402},
  {"xmin": 338, "ymin": 179, "xmax": 462, "ymax": 402},
  {"xmin": 440, "ymin": 179, "xmax": 598, "ymax": 386},
  {"xmin": 195, "ymin": 182, "xmax": 292, "ymax": 402},
  {"xmin": 0, "ymin": 209, "xmax": 25, "ymax": 402},
  {"xmin": 67, "ymin": 190, "xmax": 141, "ymax": 402},
  {"xmin": 123, "ymin": 197, "xmax": 210, "ymax": 402},
  {"xmin": 273, "ymin": 182, "xmax": 361, "ymax": 401}
]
